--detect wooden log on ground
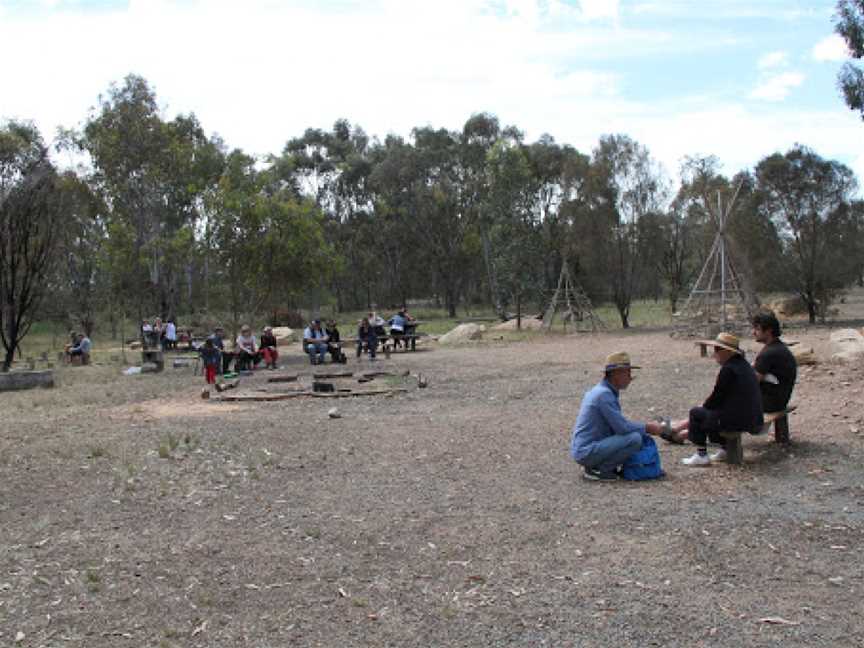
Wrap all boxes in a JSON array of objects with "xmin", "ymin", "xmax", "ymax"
[
  {"xmin": 0, "ymin": 369, "xmax": 55, "ymax": 392},
  {"xmin": 312, "ymin": 371, "xmax": 354, "ymax": 379},
  {"xmin": 267, "ymin": 374, "xmax": 299, "ymax": 383},
  {"xmin": 310, "ymin": 388, "xmax": 408, "ymax": 398},
  {"xmin": 217, "ymin": 387, "xmax": 409, "ymax": 402},
  {"xmin": 218, "ymin": 392, "xmax": 311, "ymax": 402}
]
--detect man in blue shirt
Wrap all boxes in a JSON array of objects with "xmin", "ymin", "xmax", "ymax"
[{"xmin": 570, "ymin": 352, "xmax": 663, "ymax": 481}]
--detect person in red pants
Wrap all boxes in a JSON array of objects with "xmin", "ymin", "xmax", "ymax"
[
  {"xmin": 260, "ymin": 326, "xmax": 279, "ymax": 369},
  {"xmin": 200, "ymin": 337, "xmax": 221, "ymax": 384}
]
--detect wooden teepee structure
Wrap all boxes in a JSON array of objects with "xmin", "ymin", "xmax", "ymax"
[
  {"xmin": 542, "ymin": 260, "xmax": 605, "ymax": 332},
  {"xmin": 674, "ymin": 182, "xmax": 760, "ymax": 335}
]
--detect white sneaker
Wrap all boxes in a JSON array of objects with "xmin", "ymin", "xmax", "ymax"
[
  {"xmin": 709, "ymin": 448, "xmax": 727, "ymax": 462},
  {"xmin": 681, "ymin": 452, "xmax": 711, "ymax": 467}
]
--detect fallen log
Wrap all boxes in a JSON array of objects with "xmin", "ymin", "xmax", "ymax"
[
  {"xmin": 267, "ymin": 374, "xmax": 299, "ymax": 383},
  {"xmin": 312, "ymin": 371, "xmax": 354, "ymax": 379},
  {"xmin": 310, "ymin": 388, "xmax": 408, "ymax": 398},
  {"xmin": 217, "ymin": 387, "xmax": 409, "ymax": 402}
]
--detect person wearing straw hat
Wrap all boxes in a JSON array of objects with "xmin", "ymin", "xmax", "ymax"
[
  {"xmin": 570, "ymin": 351, "xmax": 665, "ymax": 481},
  {"xmin": 678, "ymin": 332, "xmax": 763, "ymax": 466}
]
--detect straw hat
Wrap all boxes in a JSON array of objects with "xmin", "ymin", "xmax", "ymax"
[
  {"xmin": 604, "ymin": 351, "xmax": 640, "ymax": 371},
  {"xmin": 700, "ymin": 332, "xmax": 742, "ymax": 354}
]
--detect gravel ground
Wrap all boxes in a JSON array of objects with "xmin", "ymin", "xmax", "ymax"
[{"xmin": 1, "ymin": 323, "xmax": 863, "ymax": 647}]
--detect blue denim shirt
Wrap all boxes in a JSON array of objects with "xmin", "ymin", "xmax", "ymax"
[{"xmin": 570, "ymin": 379, "xmax": 646, "ymax": 461}]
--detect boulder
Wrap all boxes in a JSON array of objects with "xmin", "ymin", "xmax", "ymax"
[
  {"xmin": 830, "ymin": 328, "xmax": 864, "ymax": 363},
  {"xmin": 770, "ymin": 296, "xmax": 808, "ymax": 317},
  {"xmin": 272, "ymin": 326, "xmax": 295, "ymax": 345},
  {"xmin": 791, "ymin": 345, "xmax": 818, "ymax": 365},
  {"xmin": 438, "ymin": 323, "xmax": 486, "ymax": 345},
  {"xmin": 493, "ymin": 317, "xmax": 544, "ymax": 331}
]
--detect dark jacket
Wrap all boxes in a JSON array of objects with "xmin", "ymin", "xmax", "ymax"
[{"xmin": 703, "ymin": 353, "xmax": 764, "ymax": 432}]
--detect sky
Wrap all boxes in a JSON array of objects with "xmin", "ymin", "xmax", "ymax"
[{"xmin": 1, "ymin": 0, "xmax": 863, "ymax": 185}]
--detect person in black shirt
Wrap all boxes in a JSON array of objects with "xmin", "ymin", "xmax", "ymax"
[
  {"xmin": 679, "ymin": 332, "xmax": 764, "ymax": 467},
  {"xmin": 325, "ymin": 319, "xmax": 346, "ymax": 363},
  {"xmin": 751, "ymin": 311, "xmax": 797, "ymax": 414}
]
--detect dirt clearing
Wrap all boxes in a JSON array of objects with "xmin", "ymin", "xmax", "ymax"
[{"xmin": 1, "ymin": 325, "xmax": 863, "ymax": 647}]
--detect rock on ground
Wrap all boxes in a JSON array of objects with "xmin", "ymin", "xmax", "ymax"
[
  {"xmin": 830, "ymin": 328, "xmax": 864, "ymax": 363},
  {"xmin": 271, "ymin": 326, "xmax": 295, "ymax": 345},
  {"xmin": 492, "ymin": 317, "xmax": 544, "ymax": 331},
  {"xmin": 438, "ymin": 323, "xmax": 486, "ymax": 345}
]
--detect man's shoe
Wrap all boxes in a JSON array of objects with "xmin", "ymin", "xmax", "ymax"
[
  {"xmin": 681, "ymin": 452, "xmax": 711, "ymax": 467},
  {"xmin": 709, "ymin": 448, "xmax": 727, "ymax": 462},
  {"xmin": 582, "ymin": 467, "xmax": 620, "ymax": 482}
]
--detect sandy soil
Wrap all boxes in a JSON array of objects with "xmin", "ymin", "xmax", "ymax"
[{"xmin": 1, "ymin": 316, "xmax": 863, "ymax": 647}]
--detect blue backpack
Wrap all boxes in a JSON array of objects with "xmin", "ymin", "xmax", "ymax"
[{"xmin": 622, "ymin": 435, "xmax": 665, "ymax": 481}]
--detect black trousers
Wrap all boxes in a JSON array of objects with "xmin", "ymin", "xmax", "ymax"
[{"xmin": 688, "ymin": 406, "xmax": 724, "ymax": 447}]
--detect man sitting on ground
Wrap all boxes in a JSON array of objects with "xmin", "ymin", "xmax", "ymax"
[
  {"xmin": 303, "ymin": 319, "xmax": 329, "ymax": 365},
  {"xmin": 235, "ymin": 325, "xmax": 260, "ymax": 370},
  {"xmin": 67, "ymin": 333, "xmax": 92, "ymax": 365},
  {"xmin": 678, "ymin": 332, "xmax": 764, "ymax": 466},
  {"xmin": 751, "ymin": 311, "xmax": 797, "ymax": 441},
  {"xmin": 260, "ymin": 326, "xmax": 279, "ymax": 369},
  {"xmin": 570, "ymin": 352, "xmax": 664, "ymax": 481}
]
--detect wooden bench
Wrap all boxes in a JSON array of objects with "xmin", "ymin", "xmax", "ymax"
[{"xmin": 720, "ymin": 406, "xmax": 796, "ymax": 464}]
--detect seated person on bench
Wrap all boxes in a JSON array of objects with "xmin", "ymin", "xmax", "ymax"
[
  {"xmin": 356, "ymin": 317, "xmax": 377, "ymax": 360},
  {"xmin": 751, "ymin": 311, "xmax": 797, "ymax": 438},
  {"xmin": 388, "ymin": 310, "xmax": 408, "ymax": 348},
  {"xmin": 235, "ymin": 325, "xmax": 260, "ymax": 370},
  {"xmin": 325, "ymin": 319, "xmax": 346, "ymax": 363},
  {"xmin": 368, "ymin": 311, "xmax": 387, "ymax": 338},
  {"xmin": 676, "ymin": 333, "xmax": 763, "ymax": 466},
  {"xmin": 67, "ymin": 333, "xmax": 92, "ymax": 364},
  {"xmin": 260, "ymin": 326, "xmax": 279, "ymax": 369},
  {"xmin": 303, "ymin": 319, "xmax": 329, "ymax": 365}
]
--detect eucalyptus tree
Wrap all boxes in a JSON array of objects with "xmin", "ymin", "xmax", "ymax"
[
  {"xmin": 485, "ymin": 135, "xmax": 545, "ymax": 324},
  {"xmin": 526, "ymin": 135, "xmax": 591, "ymax": 292},
  {"xmin": 0, "ymin": 122, "xmax": 66, "ymax": 370},
  {"xmin": 588, "ymin": 135, "xmax": 669, "ymax": 328},
  {"xmin": 754, "ymin": 146, "xmax": 859, "ymax": 322},
  {"xmin": 834, "ymin": 0, "xmax": 864, "ymax": 118},
  {"xmin": 80, "ymin": 75, "xmax": 223, "ymax": 320}
]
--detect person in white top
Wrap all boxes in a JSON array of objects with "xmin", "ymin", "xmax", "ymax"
[
  {"xmin": 165, "ymin": 320, "xmax": 177, "ymax": 350},
  {"xmin": 235, "ymin": 324, "xmax": 260, "ymax": 370}
]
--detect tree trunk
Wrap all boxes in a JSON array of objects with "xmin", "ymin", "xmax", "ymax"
[{"xmin": 516, "ymin": 292, "xmax": 522, "ymax": 330}]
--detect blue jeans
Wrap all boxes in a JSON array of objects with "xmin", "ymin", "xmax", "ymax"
[
  {"xmin": 579, "ymin": 431, "xmax": 642, "ymax": 475},
  {"xmin": 306, "ymin": 342, "xmax": 327, "ymax": 363}
]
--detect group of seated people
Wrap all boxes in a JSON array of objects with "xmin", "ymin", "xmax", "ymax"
[
  {"xmin": 302, "ymin": 319, "xmax": 346, "ymax": 365},
  {"xmin": 141, "ymin": 317, "xmax": 178, "ymax": 351},
  {"xmin": 355, "ymin": 309, "xmax": 417, "ymax": 359},
  {"xmin": 198, "ymin": 324, "xmax": 282, "ymax": 382},
  {"xmin": 197, "ymin": 309, "xmax": 418, "ymax": 379},
  {"xmin": 570, "ymin": 311, "xmax": 798, "ymax": 481},
  {"xmin": 64, "ymin": 331, "xmax": 92, "ymax": 364}
]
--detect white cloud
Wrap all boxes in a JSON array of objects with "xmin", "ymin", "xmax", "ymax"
[
  {"xmin": 749, "ymin": 72, "xmax": 805, "ymax": 101},
  {"xmin": 0, "ymin": 0, "xmax": 861, "ymax": 192},
  {"xmin": 812, "ymin": 34, "xmax": 849, "ymax": 62},
  {"xmin": 578, "ymin": 0, "xmax": 619, "ymax": 22},
  {"xmin": 757, "ymin": 51, "xmax": 787, "ymax": 69}
]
